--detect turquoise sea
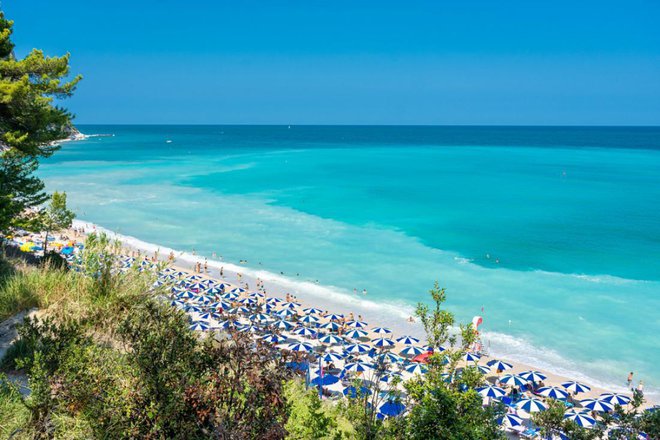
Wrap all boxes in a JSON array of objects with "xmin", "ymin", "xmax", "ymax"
[{"xmin": 39, "ymin": 125, "xmax": 660, "ymax": 397}]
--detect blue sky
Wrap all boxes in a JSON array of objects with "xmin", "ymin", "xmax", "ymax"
[{"xmin": 4, "ymin": 0, "xmax": 660, "ymax": 125}]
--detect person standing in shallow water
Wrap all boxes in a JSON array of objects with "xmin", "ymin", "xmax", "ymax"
[{"xmin": 627, "ymin": 372, "xmax": 634, "ymax": 389}]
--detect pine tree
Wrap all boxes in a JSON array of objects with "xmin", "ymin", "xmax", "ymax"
[{"xmin": 0, "ymin": 9, "xmax": 81, "ymax": 233}]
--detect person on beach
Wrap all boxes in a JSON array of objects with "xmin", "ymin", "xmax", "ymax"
[
  {"xmin": 362, "ymin": 289, "xmax": 367, "ymax": 296},
  {"xmin": 220, "ymin": 267, "xmax": 224, "ymax": 277},
  {"xmin": 353, "ymin": 288, "xmax": 357, "ymax": 295},
  {"xmin": 204, "ymin": 259, "xmax": 208, "ymax": 273},
  {"xmin": 192, "ymin": 248, "xmax": 196, "ymax": 255},
  {"xmin": 636, "ymin": 380, "xmax": 644, "ymax": 396},
  {"xmin": 627, "ymin": 372, "xmax": 634, "ymax": 388},
  {"xmin": 168, "ymin": 251, "xmax": 175, "ymax": 263}
]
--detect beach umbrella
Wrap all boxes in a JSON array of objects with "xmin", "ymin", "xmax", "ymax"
[
  {"xmin": 222, "ymin": 292, "xmax": 239, "ymax": 300},
  {"xmin": 343, "ymin": 362, "xmax": 374, "ymax": 373},
  {"xmin": 319, "ymin": 334, "xmax": 344, "ymax": 344},
  {"xmin": 206, "ymin": 287, "xmax": 224, "ymax": 295},
  {"xmin": 238, "ymin": 297, "xmax": 257, "ymax": 306},
  {"xmin": 311, "ymin": 374, "xmax": 339, "ymax": 386},
  {"xmin": 519, "ymin": 370, "xmax": 547, "ymax": 383},
  {"xmin": 272, "ymin": 320, "xmax": 295, "ymax": 330},
  {"xmin": 173, "ymin": 271, "xmax": 186, "ymax": 277},
  {"xmin": 188, "ymin": 282, "xmax": 207, "ymax": 291},
  {"xmin": 319, "ymin": 321, "xmax": 340, "ymax": 332},
  {"xmin": 184, "ymin": 305, "xmax": 202, "ymax": 313},
  {"xmin": 237, "ymin": 324, "xmax": 260, "ymax": 333},
  {"xmin": 287, "ymin": 342, "xmax": 314, "ymax": 353},
  {"xmin": 475, "ymin": 385, "xmax": 506, "ymax": 399},
  {"xmin": 487, "ymin": 359, "xmax": 513, "ymax": 372},
  {"xmin": 217, "ymin": 319, "xmax": 239, "ymax": 329},
  {"xmin": 202, "ymin": 278, "xmax": 216, "ymax": 285},
  {"xmin": 199, "ymin": 312, "xmax": 222, "ymax": 321},
  {"xmin": 564, "ymin": 411, "xmax": 596, "ymax": 428},
  {"xmin": 400, "ymin": 345, "xmax": 425, "ymax": 356},
  {"xmin": 580, "ymin": 398, "xmax": 613, "ymax": 412},
  {"xmin": 230, "ymin": 287, "xmax": 245, "ymax": 294},
  {"xmin": 599, "ymin": 393, "xmax": 631, "ymax": 405},
  {"xmin": 343, "ymin": 385, "xmax": 372, "ymax": 398},
  {"xmin": 186, "ymin": 275, "xmax": 203, "ymax": 281},
  {"xmin": 371, "ymin": 327, "xmax": 392, "ymax": 335},
  {"xmin": 516, "ymin": 398, "xmax": 547, "ymax": 413},
  {"xmin": 176, "ymin": 291, "xmax": 195, "ymax": 299},
  {"xmin": 396, "ymin": 335, "xmax": 420, "ymax": 345},
  {"xmin": 276, "ymin": 308, "xmax": 296, "ymax": 318},
  {"xmin": 300, "ymin": 315, "xmax": 320, "ymax": 325},
  {"xmin": 344, "ymin": 343, "xmax": 371, "ymax": 354},
  {"xmin": 378, "ymin": 400, "xmax": 406, "ymax": 417},
  {"xmin": 344, "ymin": 329, "xmax": 369, "ymax": 339},
  {"xmin": 537, "ymin": 386, "xmax": 569, "ymax": 400},
  {"xmin": 346, "ymin": 320, "xmax": 368, "ymax": 329},
  {"xmin": 326, "ymin": 313, "xmax": 344, "ymax": 321},
  {"xmin": 497, "ymin": 413, "xmax": 524, "ymax": 428},
  {"xmin": 499, "ymin": 374, "xmax": 528, "ymax": 387},
  {"xmin": 462, "ymin": 352, "xmax": 481, "ymax": 363},
  {"xmin": 294, "ymin": 327, "xmax": 317, "ymax": 338},
  {"xmin": 267, "ymin": 297, "xmax": 283, "ymax": 305},
  {"xmin": 477, "ymin": 365, "xmax": 491, "ymax": 375},
  {"xmin": 261, "ymin": 333, "xmax": 286, "ymax": 344},
  {"xmin": 281, "ymin": 301, "xmax": 301, "ymax": 310},
  {"xmin": 372, "ymin": 337, "xmax": 395, "ymax": 348},
  {"xmin": 560, "ymin": 381, "xmax": 591, "ymax": 394},
  {"xmin": 249, "ymin": 313, "xmax": 270, "ymax": 323},
  {"xmin": 189, "ymin": 321, "xmax": 209, "ymax": 331},
  {"xmin": 321, "ymin": 352, "xmax": 344, "ymax": 362},
  {"xmin": 404, "ymin": 363, "xmax": 428, "ymax": 375},
  {"xmin": 170, "ymin": 299, "xmax": 185, "ymax": 308},
  {"xmin": 303, "ymin": 307, "xmax": 324, "ymax": 315},
  {"xmin": 228, "ymin": 306, "xmax": 250, "ymax": 315},
  {"xmin": 249, "ymin": 291, "xmax": 265, "ymax": 299},
  {"xmin": 376, "ymin": 352, "xmax": 404, "ymax": 364},
  {"xmin": 380, "ymin": 372, "xmax": 403, "ymax": 384}
]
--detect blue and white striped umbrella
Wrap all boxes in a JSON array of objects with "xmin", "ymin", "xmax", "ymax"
[
  {"xmin": 238, "ymin": 297, "xmax": 257, "ymax": 306},
  {"xmin": 294, "ymin": 327, "xmax": 317, "ymax": 338},
  {"xmin": 188, "ymin": 282, "xmax": 207, "ymax": 291},
  {"xmin": 199, "ymin": 312, "xmax": 222, "ymax": 321},
  {"xmin": 344, "ymin": 329, "xmax": 369, "ymax": 339},
  {"xmin": 189, "ymin": 321, "xmax": 209, "ymax": 331},
  {"xmin": 202, "ymin": 279, "xmax": 215, "ymax": 285},
  {"xmin": 206, "ymin": 287, "xmax": 224, "ymax": 295},
  {"xmin": 371, "ymin": 327, "xmax": 392, "ymax": 335},
  {"xmin": 380, "ymin": 372, "xmax": 403, "ymax": 383},
  {"xmin": 372, "ymin": 337, "xmax": 395, "ymax": 348},
  {"xmin": 476, "ymin": 385, "xmax": 506, "ymax": 398},
  {"xmin": 261, "ymin": 333, "xmax": 286, "ymax": 344},
  {"xmin": 276, "ymin": 309, "xmax": 296, "ymax": 318},
  {"xmin": 281, "ymin": 301, "xmax": 301, "ymax": 310},
  {"xmin": 487, "ymin": 359, "xmax": 513, "ymax": 372},
  {"xmin": 400, "ymin": 345, "xmax": 425, "ymax": 356},
  {"xmin": 599, "ymin": 393, "xmax": 631, "ymax": 405},
  {"xmin": 580, "ymin": 398, "xmax": 613, "ymax": 412},
  {"xmin": 287, "ymin": 342, "xmax": 314, "ymax": 352},
  {"xmin": 249, "ymin": 313, "xmax": 270, "ymax": 322},
  {"xmin": 300, "ymin": 315, "xmax": 320, "ymax": 325},
  {"xmin": 303, "ymin": 307, "xmax": 324, "ymax": 315},
  {"xmin": 497, "ymin": 413, "xmax": 524, "ymax": 427},
  {"xmin": 516, "ymin": 398, "xmax": 547, "ymax": 413},
  {"xmin": 343, "ymin": 361, "xmax": 374, "ymax": 373},
  {"xmin": 221, "ymin": 292, "xmax": 239, "ymax": 300},
  {"xmin": 272, "ymin": 320, "xmax": 295, "ymax": 330},
  {"xmin": 176, "ymin": 291, "xmax": 195, "ymax": 299},
  {"xmin": 319, "ymin": 334, "xmax": 344, "ymax": 344},
  {"xmin": 320, "ymin": 321, "xmax": 340, "ymax": 332},
  {"xmin": 477, "ymin": 365, "xmax": 491, "ymax": 374},
  {"xmin": 564, "ymin": 411, "xmax": 596, "ymax": 427},
  {"xmin": 346, "ymin": 320, "xmax": 368, "ymax": 328},
  {"xmin": 326, "ymin": 313, "xmax": 344, "ymax": 321},
  {"xmin": 344, "ymin": 343, "xmax": 371, "ymax": 354},
  {"xmin": 499, "ymin": 374, "xmax": 528, "ymax": 387},
  {"xmin": 519, "ymin": 370, "xmax": 547, "ymax": 383},
  {"xmin": 561, "ymin": 381, "xmax": 591, "ymax": 394},
  {"xmin": 184, "ymin": 305, "xmax": 202, "ymax": 313},
  {"xmin": 321, "ymin": 352, "xmax": 345, "ymax": 362},
  {"xmin": 237, "ymin": 324, "xmax": 260, "ymax": 333},
  {"xmin": 378, "ymin": 400, "xmax": 406, "ymax": 417},
  {"xmin": 266, "ymin": 297, "xmax": 283, "ymax": 305},
  {"xmin": 170, "ymin": 299, "xmax": 185, "ymax": 307},
  {"xmin": 228, "ymin": 306, "xmax": 250, "ymax": 314},
  {"xmin": 343, "ymin": 385, "xmax": 372, "ymax": 398},
  {"xmin": 404, "ymin": 364, "xmax": 428, "ymax": 375},
  {"xmin": 217, "ymin": 319, "xmax": 239, "ymax": 329},
  {"xmin": 249, "ymin": 291, "xmax": 265, "ymax": 299},
  {"xmin": 537, "ymin": 386, "xmax": 569, "ymax": 400},
  {"xmin": 396, "ymin": 335, "xmax": 420, "ymax": 345},
  {"xmin": 186, "ymin": 275, "xmax": 203, "ymax": 281},
  {"xmin": 230, "ymin": 287, "xmax": 245, "ymax": 294},
  {"xmin": 463, "ymin": 352, "xmax": 481, "ymax": 363},
  {"xmin": 376, "ymin": 352, "xmax": 404, "ymax": 364}
]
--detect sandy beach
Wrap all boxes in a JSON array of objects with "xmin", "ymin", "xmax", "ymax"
[{"xmin": 50, "ymin": 219, "xmax": 653, "ymax": 408}]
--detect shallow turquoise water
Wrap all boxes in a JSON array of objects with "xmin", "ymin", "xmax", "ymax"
[{"xmin": 40, "ymin": 125, "xmax": 660, "ymax": 396}]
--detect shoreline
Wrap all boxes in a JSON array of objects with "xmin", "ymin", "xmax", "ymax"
[{"xmin": 66, "ymin": 219, "xmax": 656, "ymax": 405}]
